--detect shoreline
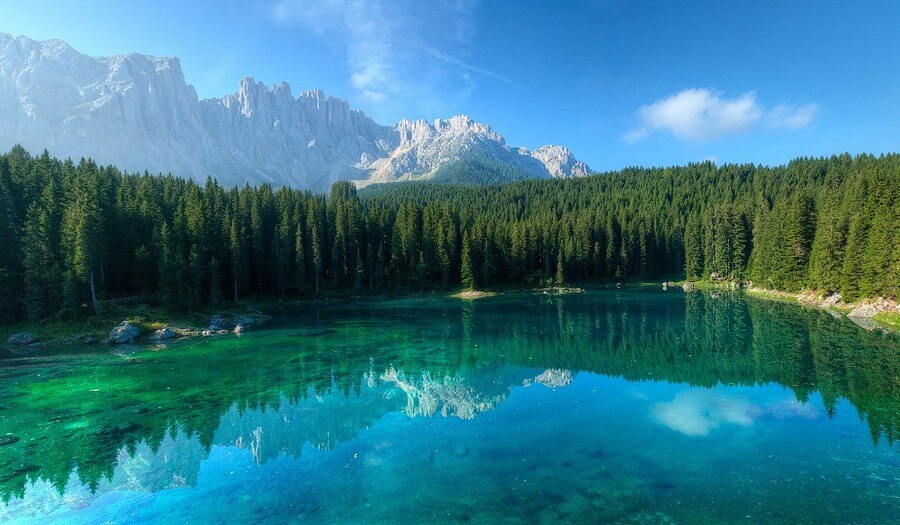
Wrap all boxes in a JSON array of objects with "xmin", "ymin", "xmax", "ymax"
[
  {"xmin": 4, "ymin": 282, "xmax": 898, "ymax": 349},
  {"xmin": 744, "ymin": 287, "xmax": 900, "ymax": 333},
  {"xmin": 715, "ymin": 285, "xmax": 898, "ymax": 333}
]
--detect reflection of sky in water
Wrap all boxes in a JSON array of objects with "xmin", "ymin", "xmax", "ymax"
[
  {"xmin": 652, "ymin": 389, "xmax": 820, "ymax": 436},
  {"xmin": 4, "ymin": 372, "xmax": 899, "ymax": 524},
  {"xmin": 2, "ymin": 290, "xmax": 899, "ymax": 523}
]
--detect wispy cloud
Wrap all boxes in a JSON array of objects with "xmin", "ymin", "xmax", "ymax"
[
  {"xmin": 624, "ymin": 88, "xmax": 818, "ymax": 143},
  {"xmin": 767, "ymin": 102, "xmax": 819, "ymax": 129},
  {"xmin": 423, "ymin": 46, "xmax": 520, "ymax": 88},
  {"xmin": 270, "ymin": 0, "xmax": 513, "ymax": 119}
]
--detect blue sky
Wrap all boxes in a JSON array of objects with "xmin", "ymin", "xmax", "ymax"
[{"xmin": 1, "ymin": 0, "xmax": 898, "ymax": 171}]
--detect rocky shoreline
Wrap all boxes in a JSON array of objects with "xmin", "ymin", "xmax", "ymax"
[
  {"xmin": 5, "ymin": 312, "xmax": 272, "ymax": 350},
  {"xmin": 747, "ymin": 287, "xmax": 899, "ymax": 332},
  {"xmin": 679, "ymin": 281, "xmax": 899, "ymax": 333}
]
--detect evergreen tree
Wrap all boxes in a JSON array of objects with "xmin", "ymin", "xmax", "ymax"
[
  {"xmin": 22, "ymin": 177, "xmax": 63, "ymax": 319},
  {"xmin": 64, "ymin": 165, "xmax": 105, "ymax": 310},
  {"xmin": 555, "ymin": 250, "xmax": 566, "ymax": 286},
  {"xmin": 684, "ymin": 214, "xmax": 702, "ymax": 280},
  {"xmin": 460, "ymin": 231, "xmax": 476, "ymax": 290}
]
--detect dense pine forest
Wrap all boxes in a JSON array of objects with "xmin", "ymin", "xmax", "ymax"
[{"xmin": 0, "ymin": 146, "xmax": 897, "ymax": 323}]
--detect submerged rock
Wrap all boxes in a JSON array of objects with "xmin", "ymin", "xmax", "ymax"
[
  {"xmin": 848, "ymin": 316, "xmax": 879, "ymax": 332},
  {"xmin": 207, "ymin": 314, "xmax": 271, "ymax": 332},
  {"xmin": 451, "ymin": 443, "xmax": 469, "ymax": 458},
  {"xmin": 6, "ymin": 333, "xmax": 37, "ymax": 345},
  {"xmin": 586, "ymin": 448, "xmax": 605, "ymax": 458},
  {"xmin": 59, "ymin": 333, "xmax": 97, "ymax": 345},
  {"xmin": 651, "ymin": 481, "xmax": 676, "ymax": 490},
  {"xmin": 0, "ymin": 435, "xmax": 20, "ymax": 446},
  {"xmin": 108, "ymin": 322, "xmax": 142, "ymax": 344}
]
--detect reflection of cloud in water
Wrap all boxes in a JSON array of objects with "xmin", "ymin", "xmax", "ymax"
[
  {"xmin": 653, "ymin": 391, "xmax": 758, "ymax": 436},
  {"xmin": 652, "ymin": 390, "xmax": 819, "ymax": 436}
]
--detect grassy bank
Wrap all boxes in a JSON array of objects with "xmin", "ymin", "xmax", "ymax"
[{"xmin": 873, "ymin": 312, "xmax": 900, "ymax": 331}]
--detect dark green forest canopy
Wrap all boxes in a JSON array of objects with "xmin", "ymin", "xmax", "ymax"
[{"xmin": 0, "ymin": 146, "xmax": 897, "ymax": 322}]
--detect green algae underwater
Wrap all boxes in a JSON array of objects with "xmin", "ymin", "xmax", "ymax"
[{"xmin": 1, "ymin": 288, "xmax": 898, "ymax": 524}]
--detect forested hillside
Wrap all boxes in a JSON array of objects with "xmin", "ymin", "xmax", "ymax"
[{"xmin": 0, "ymin": 146, "xmax": 897, "ymax": 323}]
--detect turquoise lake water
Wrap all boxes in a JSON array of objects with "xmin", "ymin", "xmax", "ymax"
[{"xmin": 1, "ymin": 288, "xmax": 898, "ymax": 523}]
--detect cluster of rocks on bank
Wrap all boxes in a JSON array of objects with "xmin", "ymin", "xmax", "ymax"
[
  {"xmin": 106, "ymin": 314, "xmax": 272, "ymax": 345},
  {"xmin": 4, "ymin": 313, "xmax": 271, "ymax": 348},
  {"xmin": 674, "ymin": 283, "xmax": 898, "ymax": 332},
  {"xmin": 796, "ymin": 292, "xmax": 899, "ymax": 319}
]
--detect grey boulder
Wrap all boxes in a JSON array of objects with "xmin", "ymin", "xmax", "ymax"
[
  {"xmin": 848, "ymin": 304, "xmax": 878, "ymax": 319},
  {"xmin": 149, "ymin": 327, "xmax": 178, "ymax": 341},
  {"xmin": 109, "ymin": 321, "xmax": 142, "ymax": 344}
]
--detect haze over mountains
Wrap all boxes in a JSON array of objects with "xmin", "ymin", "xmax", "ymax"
[{"xmin": 0, "ymin": 33, "xmax": 591, "ymax": 191}]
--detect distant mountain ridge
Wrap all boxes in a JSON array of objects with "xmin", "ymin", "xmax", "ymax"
[{"xmin": 0, "ymin": 33, "xmax": 592, "ymax": 191}]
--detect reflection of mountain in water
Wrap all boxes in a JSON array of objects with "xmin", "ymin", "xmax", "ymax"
[
  {"xmin": 1, "ymin": 429, "xmax": 206, "ymax": 520},
  {"xmin": 1, "ymin": 365, "xmax": 547, "ymax": 517},
  {"xmin": 1, "ymin": 289, "xmax": 898, "ymax": 507},
  {"xmin": 382, "ymin": 365, "xmax": 536, "ymax": 419},
  {"xmin": 217, "ymin": 383, "xmax": 397, "ymax": 460}
]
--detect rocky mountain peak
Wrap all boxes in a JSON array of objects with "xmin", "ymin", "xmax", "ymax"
[{"xmin": 0, "ymin": 33, "xmax": 593, "ymax": 191}]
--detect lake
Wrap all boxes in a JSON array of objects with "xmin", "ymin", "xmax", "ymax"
[{"xmin": 1, "ymin": 288, "xmax": 898, "ymax": 524}]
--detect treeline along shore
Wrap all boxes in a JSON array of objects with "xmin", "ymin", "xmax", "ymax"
[{"xmin": 0, "ymin": 146, "xmax": 897, "ymax": 324}]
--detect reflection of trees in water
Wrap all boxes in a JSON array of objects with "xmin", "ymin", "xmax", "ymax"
[
  {"xmin": 1, "ymin": 291, "xmax": 897, "ymax": 503},
  {"xmin": 457, "ymin": 292, "xmax": 898, "ymax": 445}
]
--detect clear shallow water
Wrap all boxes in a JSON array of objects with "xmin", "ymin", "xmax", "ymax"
[{"xmin": 1, "ymin": 289, "xmax": 898, "ymax": 524}]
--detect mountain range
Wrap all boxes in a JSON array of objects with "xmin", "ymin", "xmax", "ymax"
[{"xmin": 0, "ymin": 33, "xmax": 591, "ymax": 191}]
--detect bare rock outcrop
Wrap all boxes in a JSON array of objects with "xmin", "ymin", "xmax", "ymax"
[
  {"xmin": 108, "ymin": 322, "xmax": 142, "ymax": 344},
  {"xmin": 0, "ymin": 33, "xmax": 592, "ymax": 192}
]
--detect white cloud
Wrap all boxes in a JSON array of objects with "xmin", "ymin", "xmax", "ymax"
[
  {"xmin": 767, "ymin": 103, "xmax": 819, "ymax": 129},
  {"xmin": 622, "ymin": 127, "xmax": 650, "ymax": 144},
  {"xmin": 625, "ymin": 88, "xmax": 817, "ymax": 143},
  {"xmin": 271, "ymin": 0, "xmax": 512, "ymax": 119}
]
